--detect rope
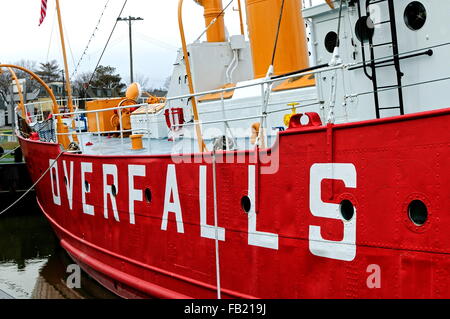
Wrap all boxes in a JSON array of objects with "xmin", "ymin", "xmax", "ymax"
[
  {"xmin": 194, "ymin": 0, "xmax": 234, "ymax": 43},
  {"xmin": 62, "ymin": 17, "xmax": 77, "ymax": 71},
  {"xmin": 0, "ymin": 146, "xmax": 20, "ymax": 161},
  {"xmin": 270, "ymin": 0, "xmax": 285, "ymax": 67},
  {"xmin": 87, "ymin": 0, "xmax": 128, "ymax": 88},
  {"xmin": 0, "ymin": 151, "xmax": 65, "ymax": 216},
  {"xmin": 211, "ymin": 150, "xmax": 222, "ymax": 299},
  {"xmin": 327, "ymin": 0, "xmax": 344, "ymax": 122},
  {"xmin": 335, "ymin": 0, "xmax": 344, "ymax": 48}
]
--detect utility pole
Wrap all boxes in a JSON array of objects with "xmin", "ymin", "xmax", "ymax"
[{"xmin": 117, "ymin": 16, "xmax": 143, "ymax": 84}]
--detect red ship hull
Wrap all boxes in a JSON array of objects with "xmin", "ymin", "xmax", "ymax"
[{"xmin": 19, "ymin": 108, "xmax": 450, "ymax": 298}]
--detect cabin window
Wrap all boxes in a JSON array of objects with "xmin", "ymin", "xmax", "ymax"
[
  {"xmin": 355, "ymin": 16, "xmax": 374, "ymax": 43},
  {"xmin": 324, "ymin": 31, "xmax": 338, "ymax": 53},
  {"xmin": 404, "ymin": 1, "xmax": 427, "ymax": 31}
]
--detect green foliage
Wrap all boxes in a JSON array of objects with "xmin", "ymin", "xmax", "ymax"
[
  {"xmin": 90, "ymin": 65, "xmax": 126, "ymax": 92},
  {"xmin": 35, "ymin": 60, "xmax": 61, "ymax": 83}
]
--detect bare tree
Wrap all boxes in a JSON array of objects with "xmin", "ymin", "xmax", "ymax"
[
  {"xmin": 163, "ymin": 76, "xmax": 171, "ymax": 91},
  {"xmin": 134, "ymin": 73, "xmax": 150, "ymax": 91},
  {"xmin": 0, "ymin": 59, "xmax": 40, "ymax": 99},
  {"xmin": 73, "ymin": 71, "xmax": 93, "ymax": 97}
]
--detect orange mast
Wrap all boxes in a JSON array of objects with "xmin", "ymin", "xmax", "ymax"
[
  {"xmin": 178, "ymin": 0, "xmax": 207, "ymax": 152},
  {"xmin": 55, "ymin": 0, "xmax": 78, "ymax": 143}
]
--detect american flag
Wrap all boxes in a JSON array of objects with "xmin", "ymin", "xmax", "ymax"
[{"xmin": 39, "ymin": 0, "xmax": 48, "ymax": 26}]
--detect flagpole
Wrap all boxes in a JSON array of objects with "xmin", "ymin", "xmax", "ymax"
[{"xmin": 55, "ymin": 0, "xmax": 78, "ymax": 142}]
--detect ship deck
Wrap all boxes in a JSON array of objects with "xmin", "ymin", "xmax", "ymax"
[{"xmin": 75, "ymin": 134, "xmax": 275, "ymax": 156}]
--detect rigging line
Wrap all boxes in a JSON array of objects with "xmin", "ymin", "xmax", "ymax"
[
  {"xmin": 0, "ymin": 151, "xmax": 66, "ymax": 217},
  {"xmin": 335, "ymin": 0, "xmax": 344, "ymax": 47},
  {"xmin": 87, "ymin": 0, "xmax": 128, "ymax": 88},
  {"xmin": 194, "ymin": 0, "xmax": 234, "ymax": 43},
  {"xmin": 135, "ymin": 32, "xmax": 177, "ymax": 51},
  {"xmin": 211, "ymin": 150, "xmax": 222, "ymax": 300},
  {"xmin": 270, "ymin": 0, "xmax": 285, "ymax": 67},
  {"xmin": 62, "ymin": 18, "xmax": 77, "ymax": 71},
  {"xmin": 46, "ymin": 8, "xmax": 57, "ymax": 62},
  {"xmin": 71, "ymin": 0, "xmax": 111, "ymax": 80}
]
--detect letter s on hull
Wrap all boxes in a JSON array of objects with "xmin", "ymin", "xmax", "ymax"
[{"xmin": 309, "ymin": 163, "xmax": 357, "ymax": 261}]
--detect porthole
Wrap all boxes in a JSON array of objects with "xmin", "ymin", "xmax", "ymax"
[
  {"xmin": 145, "ymin": 188, "xmax": 152, "ymax": 203},
  {"xmin": 111, "ymin": 184, "xmax": 117, "ymax": 197},
  {"xmin": 355, "ymin": 16, "xmax": 374, "ymax": 43},
  {"xmin": 324, "ymin": 31, "xmax": 338, "ymax": 53},
  {"xmin": 241, "ymin": 196, "xmax": 251, "ymax": 213},
  {"xmin": 340, "ymin": 200, "xmax": 355, "ymax": 221},
  {"xmin": 84, "ymin": 181, "xmax": 90, "ymax": 193},
  {"xmin": 404, "ymin": 1, "xmax": 427, "ymax": 31},
  {"xmin": 64, "ymin": 176, "xmax": 68, "ymax": 185},
  {"xmin": 408, "ymin": 200, "xmax": 428, "ymax": 226}
]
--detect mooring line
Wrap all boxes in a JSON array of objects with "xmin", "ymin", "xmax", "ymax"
[
  {"xmin": 0, "ymin": 146, "xmax": 20, "ymax": 161},
  {"xmin": 212, "ymin": 149, "xmax": 222, "ymax": 299},
  {"xmin": 0, "ymin": 151, "xmax": 66, "ymax": 216}
]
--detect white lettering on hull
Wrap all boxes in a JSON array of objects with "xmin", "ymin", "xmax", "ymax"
[
  {"xmin": 45, "ymin": 160, "xmax": 359, "ymax": 261},
  {"xmin": 309, "ymin": 163, "xmax": 357, "ymax": 261},
  {"xmin": 62, "ymin": 160, "xmax": 74, "ymax": 210},
  {"xmin": 103, "ymin": 164, "xmax": 120, "ymax": 221},
  {"xmin": 199, "ymin": 165, "xmax": 225, "ymax": 241},
  {"xmin": 128, "ymin": 165, "xmax": 146, "ymax": 225},
  {"xmin": 49, "ymin": 159, "xmax": 61, "ymax": 206},
  {"xmin": 81, "ymin": 162, "xmax": 95, "ymax": 216},
  {"xmin": 161, "ymin": 164, "xmax": 184, "ymax": 233},
  {"xmin": 247, "ymin": 165, "xmax": 279, "ymax": 250}
]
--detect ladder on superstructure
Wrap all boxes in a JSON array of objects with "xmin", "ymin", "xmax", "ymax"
[{"xmin": 357, "ymin": 0, "xmax": 405, "ymax": 118}]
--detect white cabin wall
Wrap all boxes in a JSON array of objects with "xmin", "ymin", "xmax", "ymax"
[
  {"xmin": 305, "ymin": 0, "xmax": 450, "ymax": 121},
  {"xmin": 166, "ymin": 39, "xmax": 254, "ymax": 123},
  {"xmin": 162, "ymin": 0, "xmax": 450, "ymax": 145},
  {"xmin": 395, "ymin": 0, "xmax": 450, "ymax": 112}
]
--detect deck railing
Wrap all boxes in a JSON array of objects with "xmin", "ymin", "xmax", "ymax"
[
  {"xmin": 19, "ymin": 62, "xmax": 348, "ymax": 154},
  {"xmin": 18, "ymin": 37, "xmax": 450, "ymax": 155}
]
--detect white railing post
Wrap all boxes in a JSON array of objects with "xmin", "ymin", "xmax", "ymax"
[
  {"xmin": 146, "ymin": 104, "xmax": 151, "ymax": 153},
  {"xmin": 95, "ymin": 111, "xmax": 101, "ymax": 154},
  {"xmin": 118, "ymin": 108, "xmax": 124, "ymax": 152}
]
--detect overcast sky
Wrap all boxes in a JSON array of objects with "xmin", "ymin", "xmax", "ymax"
[{"xmin": 1, "ymin": 0, "xmax": 323, "ymax": 88}]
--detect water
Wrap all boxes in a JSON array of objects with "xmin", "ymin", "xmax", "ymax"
[{"xmin": 0, "ymin": 204, "xmax": 118, "ymax": 299}]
